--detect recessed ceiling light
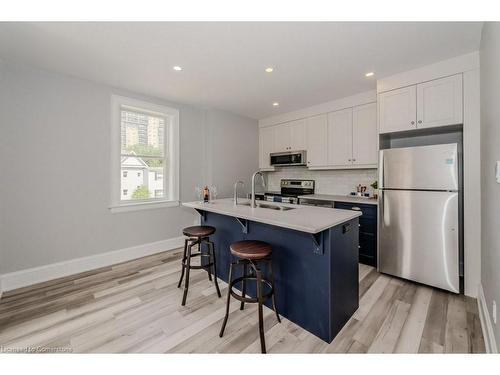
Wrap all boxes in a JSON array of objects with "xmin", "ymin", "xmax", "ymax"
[
  {"xmin": 365, "ymin": 72, "xmax": 374, "ymax": 77},
  {"xmin": 265, "ymin": 67, "xmax": 274, "ymax": 73},
  {"xmin": 272, "ymin": 102, "xmax": 279, "ymax": 107},
  {"xmin": 173, "ymin": 66, "xmax": 183, "ymax": 71}
]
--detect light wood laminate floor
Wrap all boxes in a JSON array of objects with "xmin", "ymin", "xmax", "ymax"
[{"xmin": 0, "ymin": 248, "xmax": 485, "ymax": 353}]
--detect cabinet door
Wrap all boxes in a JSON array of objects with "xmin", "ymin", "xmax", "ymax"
[
  {"xmin": 352, "ymin": 102, "xmax": 378, "ymax": 166},
  {"xmin": 327, "ymin": 108, "xmax": 353, "ymax": 166},
  {"xmin": 289, "ymin": 119, "xmax": 307, "ymax": 151},
  {"xmin": 306, "ymin": 114, "xmax": 328, "ymax": 167},
  {"xmin": 416, "ymin": 74, "xmax": 463, "ymax": 129},
  {"xmin": 378, "ymin": 85, "xmax": 417, "ymax": 134},
  {"xmin": 273, "ymin": 123, "xmax": 291, "ymax": 152},
  {"xmin": 259, "ymin": 127, "xmax": 275, "ymax": 169}
]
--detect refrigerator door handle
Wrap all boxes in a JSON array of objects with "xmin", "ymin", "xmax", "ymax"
[{"xmin": 377, "ymin": 190, "xmax": 383, "ymax": 270}]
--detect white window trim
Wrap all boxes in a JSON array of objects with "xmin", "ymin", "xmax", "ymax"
[{"xmin": 109, "ymin": 95, "xmax": 180, "ymax": 213}]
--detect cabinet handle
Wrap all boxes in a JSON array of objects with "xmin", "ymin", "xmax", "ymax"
[
  {"xmin": 352, "ymin": 158, "xmax": 356, "ymax": 162},
  {"xmin": 358, "ymin": 245, "xmax": 361, "ymax": 249},
  {"xmin": 351, "ymin": 206, "xmax": 361, "ymax": 211},
  {"xmin": 411, "ymin": 121, "xmax": 415, "ymax": 125},
  {"xmin": 418, "ymin": 120, "xmax": 422, "ymax": 124}
]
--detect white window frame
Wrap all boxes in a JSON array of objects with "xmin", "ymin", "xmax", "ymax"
[{"xmin": 109, "ymin": 95, "xmax": 180, "ymax": 213}]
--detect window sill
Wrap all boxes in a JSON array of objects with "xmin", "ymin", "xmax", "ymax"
[{"xmin": 109, "ymin": 200, "xmax": 180, "ymax": 213}]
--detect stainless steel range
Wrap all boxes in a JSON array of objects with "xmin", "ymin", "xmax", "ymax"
[{"xmin": 256, "ymin": 179, "xmax": 315, "ymax": 204}]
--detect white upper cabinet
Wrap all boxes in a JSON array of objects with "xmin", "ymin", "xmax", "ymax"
[
  {"xmin": 379, "ymin": 74, "xmax": 463, "ymax": 134},
  {"xmin": 416, "ymin": 74, "xmax": 463, "ymax": 129},
  {"xmin": 378, "ymin": 85, "xmax": 417, "ymax": 134},
  {"xmin": 259, "ymin": 126, "xmax": 275, "ymax": 170},
  {"xmin": 352, "ymin": 102, "xmax": 378, "ymax": 166},
  {"xmin": 306, "ymin": 114, "xmax": 328, "ymax": 167},
  {"xmin": 273, "ymin": 123, "xmax": 291, "ymax": 152},
  {"xmin": 289, "ymin": 119, "xmax": 307, "ymax": 151},
  {"xmin": 271, "ymin": 119, "xmax": 307, "ymax": 152},
  {"xmin": 258, "ymin": 102, "xmax": 377, "ymax": 170},
  {"xmin": 327, "ymin": 108, "xmax": 353, "ymax": 166}
]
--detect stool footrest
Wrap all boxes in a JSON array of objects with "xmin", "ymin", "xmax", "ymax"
[
  {"xmin": 229, "ymin": 276, "xmax": 274, "ymax": 303},
  {"xmin": 182, "ymin": 262, "xmax": 215, "ymax": 270}
]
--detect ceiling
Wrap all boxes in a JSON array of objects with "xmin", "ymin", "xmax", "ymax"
[{"xmin": 0, "ymin": 22, "xmax": 483, "ymax": 119}]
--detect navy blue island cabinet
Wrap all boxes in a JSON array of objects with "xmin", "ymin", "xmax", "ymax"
[{"xmin": 196, "ymin": 209, "xmax": 359, "ymax": 343}]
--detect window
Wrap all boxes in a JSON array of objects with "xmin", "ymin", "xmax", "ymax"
[{"xmin": 110, "ymin": 95, "xmax": 179, "ymax": 212}]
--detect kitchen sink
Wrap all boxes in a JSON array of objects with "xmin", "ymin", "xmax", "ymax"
[
  {"xmin": 237, "ymin": 202, "xmax": 295, "ymax": 211},
  {"xmin": 257, "ymin": 203, "xmax": 295, "ymax": 211}
]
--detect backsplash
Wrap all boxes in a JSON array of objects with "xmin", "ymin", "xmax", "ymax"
[{"xmin": 264, "ymin": 168, "xmax": 378, "ymax": 196}]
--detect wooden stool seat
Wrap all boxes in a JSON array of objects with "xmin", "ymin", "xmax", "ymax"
[
  {"xmin": 230, "ymin": 240, "xmax": 272, "ymax": 260},
  {"xmin": 182, "ymin": 225, "xmax": 215, "ymax": 238}
]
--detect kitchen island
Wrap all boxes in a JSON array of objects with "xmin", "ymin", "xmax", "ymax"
[{"xmin": 182, "ymin": 198, "xmax": 361, "ymax": 343}]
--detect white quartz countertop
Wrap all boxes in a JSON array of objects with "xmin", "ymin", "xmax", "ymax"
[
  {"xmin": 182, "ymin": 198, "xmax": 361, "ymax": 234},
  {"xmin": 298, "ymin": 194, "xmax": 378, "ymax": 205}
]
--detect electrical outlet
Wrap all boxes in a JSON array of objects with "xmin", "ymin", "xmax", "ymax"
[
  {"xmin": 493, "ymin": 300, "xmax": 497, "ymax": 324},
  {"xmin": 496, "ymin": 161, "xmax": 500, "ymax": 184}
]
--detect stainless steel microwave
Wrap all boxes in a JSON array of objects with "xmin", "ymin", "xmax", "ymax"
[{"xmin": 270, "ymin": 150, "xmax": 307, "ymax": 167}]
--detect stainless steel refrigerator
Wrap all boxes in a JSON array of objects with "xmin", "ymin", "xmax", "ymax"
[{"xmin": 378, "ymin": 143, "xmax": 461, "ymax": 293}]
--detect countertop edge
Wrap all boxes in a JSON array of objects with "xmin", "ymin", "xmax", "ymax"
[{"xmin": 182, "ymin": 201, "xmax": 361, "ymax": 234}]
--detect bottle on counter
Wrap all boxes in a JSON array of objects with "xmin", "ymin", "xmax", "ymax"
[{"xmin": 203, "ymin": 185, "xmax": 210, "ymax": 203}]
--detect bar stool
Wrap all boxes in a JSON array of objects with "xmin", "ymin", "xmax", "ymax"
[
  {"xmin": 219, "ymin": 240, "xmax": 281, "ymax": 353},
  {"xmin": 178, "ymin": 225, "xmax": 221, "ymax": 306}
]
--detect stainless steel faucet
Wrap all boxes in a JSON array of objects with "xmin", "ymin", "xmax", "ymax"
[
  {"xmin": 251, "ymin": 171, "xmax": 266, "ymax": 208},
  {"xmin": 233, "ymin": 181, "xmax": 245, "ymax": 206}
]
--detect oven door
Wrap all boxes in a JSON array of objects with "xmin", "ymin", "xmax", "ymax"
[{"xmin": 270, "ymin": 151, "xmax": 306, "ymax": 166}]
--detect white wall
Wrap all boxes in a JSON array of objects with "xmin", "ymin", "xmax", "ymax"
[
  {"xmin": 0, "ymin": 60, "xmax": 258, "ymax": 276},
  {"xmin": 205, "ymin": 108, "xmax": 259, "ymax": 199},
  {"xmin": 479, "ymin": 22, "xmax": 500, "ymax": 348}
]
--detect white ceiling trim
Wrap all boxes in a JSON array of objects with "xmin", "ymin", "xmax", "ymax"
[
  {"xmin": 377, "ymin": 51, "xmax": 480, "ymax": 93},
  {"xmin": 259, "ymin": 89, "xmax": 376, "ymax": 127}
]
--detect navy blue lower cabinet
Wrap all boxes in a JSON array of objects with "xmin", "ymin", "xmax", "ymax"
[
  {"xmin": 334, "ymin": 202, "xmax": 378, "ymax": 268},
  {"xmin": 199, "ymin": 211, "xmax": 359, "ymax": 343}
]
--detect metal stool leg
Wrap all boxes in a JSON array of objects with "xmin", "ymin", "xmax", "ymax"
[
  {"xmin": 219, "ymin": 261, "xmax": 234, "ymax": 337},
  {"xmin": 240, "ymin": 262, "xmax": 247, "ymax": 310},
  {"xmin": 256, "ymin": 266, "xmax": 266, "ymax": 354},
  {"xmin": 203, "ymin": 238, "xmax": 213, "ymax": 282},
  {"xmin": 268, "ymin": 259, "xmax": 281, "ymax": 323},
  {"xmin": 177, "ymin": 238, "xmax": 189, "ymax": 288},
  {"xmin": 181, "ymin": 242, "xmax": 193, "ymax": 306},
  {"xmin": 209, "ymin": 241, "xmax": 221, "ymax": 298}
]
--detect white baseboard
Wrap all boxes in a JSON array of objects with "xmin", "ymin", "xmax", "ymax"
[
  {"xmin": 0, "ymin": 236, "xmax": 185, "ymax": 293},
  {"xmin": 478, "ymin": 283, "xmax": 498, "ymax": 353}
]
